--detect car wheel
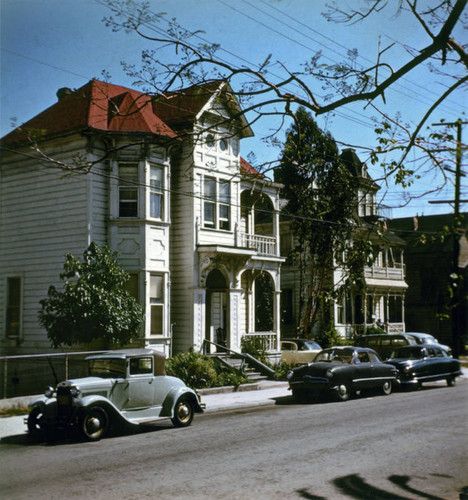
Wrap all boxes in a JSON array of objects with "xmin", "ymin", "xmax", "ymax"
[
  {"xmin": 27, "ymin": 406, "xmax": 45, "ymax": 441},
  {"xmin": 382, "ymin": 380, "xmax": 392, "ymax": 395},
  {"xmin": 335, "ymin": 384, "xmax": 351, "ymax": 402},
  {"xmin": 171, "ymin": 397, "xmax": 194, "ymax": 427},
  {"xmin": 80, "ymin": 407, "xmax": 109, "ymax": 442},
  {"xmin": 446, "ymin": 376, "xmax": 456, "ymax": 387}
]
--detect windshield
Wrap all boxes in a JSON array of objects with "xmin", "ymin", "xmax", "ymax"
[
  {"xmin": 314, "ymin": 348, "xmax": 354, "ymax": 363},
  {"xmin": 303, "ymin": 341, "xmax": 321, "ymax": 351},
  {"xmin": 88, "ymin": 358, "xmax": 126, "ymax": 378},
  {"xmin": 390, "ymin": 347, "xmax": 424, "ymax": 360}
]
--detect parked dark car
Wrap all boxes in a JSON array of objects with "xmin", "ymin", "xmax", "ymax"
[
  {"xmin": 355, "ymin": 334, "xmax": 418, "ymax": 359},
  {"xmin": 26, "ymin": 349, "xmax": 204, "ymax": 442},
  {"xmin": 404, "ymin": 332, "xmax": 452, "ymax": 355},
  {"xmin": 286, "ymin": 346, "xmax": 398, "ymax": 402},
  {"xmin": 386, "ymin": 345, "xmax": 462, "ymax": 389}
]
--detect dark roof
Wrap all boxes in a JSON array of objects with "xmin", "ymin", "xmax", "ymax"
[
  {"xmin": 1, "ymin": 79, "xmax": 178, "ymax": 147},
  {"xmin": 340, "ymin": 148, "xmax": 379, "ymax": 190}
]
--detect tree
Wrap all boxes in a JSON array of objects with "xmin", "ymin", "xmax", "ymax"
[
  {"xmin": 38, "ymin": 242, "xmax": 144, "ymax": 348},
  {"xmin": 98, "ymin": 0, "xmax": 467, "ymax": 197},
  {"xmin": 274, "ymin": 107, "xmax": 372, "ymax": 336}
]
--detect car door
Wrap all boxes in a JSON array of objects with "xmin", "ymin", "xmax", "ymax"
[
  {"xmin": 353, "ymin": 351, "xmax": 374, "ymax": 390},
  {"xmin": 124, "ymin": 356, "xmax": 155, "ymax": 409}
]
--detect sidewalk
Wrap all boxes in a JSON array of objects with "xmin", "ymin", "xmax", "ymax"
[{"xmin": 0, "ymin": 380, "xmax": 290, "ymax": 440}]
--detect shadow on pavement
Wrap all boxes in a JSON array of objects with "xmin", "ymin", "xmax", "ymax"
[{"xmin": 296, "ymin": 472, "xmax": 465, "ymax": 500}]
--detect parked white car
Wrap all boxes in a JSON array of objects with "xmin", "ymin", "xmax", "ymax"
[
  {"xmin": 26, "ymin": 348, "xmax": 204, "ymax": 442},
  {"xmin": 280, "ymin": 338, "xmax": 322, "ymax": 364}
]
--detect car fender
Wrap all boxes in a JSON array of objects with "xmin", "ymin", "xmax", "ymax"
[
  {"xmin": 160, "ymin": 386, "xmax": 203, "ymax": 417},
  {"xmin": 28, "ymin": 397, "xmax": 57, "ymax": 417},
  {"xmin": 74, "ymin": 395, "xmax": 127, "ymax": 425}
]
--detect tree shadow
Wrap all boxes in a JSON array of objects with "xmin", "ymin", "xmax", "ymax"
[{"xmin": 297, "ymin": 473, "xmax": 463, "ymax": 500}]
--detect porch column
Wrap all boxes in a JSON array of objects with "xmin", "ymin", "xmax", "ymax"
[
  {"xmin": 192, "ymin": 288, "xmax": 206, "ymax": 351},
  {"xmin": 228, "ymin": 289, "xmax": 243, "ymax": 351},
  {"xmin": 274, "ymin": 209, "xmax": 280, "ymax": 256},
  {"xmin": 274, "ymin": 289, "xmax": 281, "ymax": 348}
]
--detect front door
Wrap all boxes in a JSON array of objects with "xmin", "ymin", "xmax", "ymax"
[{"xmin": 210, "ymin": 291, "xmax": 226, "ymax": 348}]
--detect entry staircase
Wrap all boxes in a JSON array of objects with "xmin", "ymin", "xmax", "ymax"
[{"xmin": 201, "ymin": 340, "xmax": 275, "ymax": 382}]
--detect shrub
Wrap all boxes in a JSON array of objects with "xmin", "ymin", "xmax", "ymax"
[
  {"xmin": 315, "ymin": 326, "xmax": 347, "ymax": 349},
  {"xmin": 241, "ymin": 335, "xmax": 268, "ymax": 363},
  {"xmin": 274, "ymin": 361, "xmax": 297, "ymax": 381},
  {"xmin": 166, "ymin": 349, "xmax": 249, "ymax": 389}
]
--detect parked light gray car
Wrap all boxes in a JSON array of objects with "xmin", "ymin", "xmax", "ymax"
[{"xmin": 26, "ymin": 348, "xmax": 204, "ymax": 441}]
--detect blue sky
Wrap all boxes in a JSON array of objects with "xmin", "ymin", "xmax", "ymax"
[{"xmin": 1, "ymin": 0, "xmax": 466, "ymax": 218}]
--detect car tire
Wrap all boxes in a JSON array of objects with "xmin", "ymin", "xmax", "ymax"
[
  {"xmin": 27, "ymin": 406, "xmax": 45, "ymax": 441},
  {"xmin": 335, "ymin": 384, "xmax": 351, "ymax": 402},
  {"xmin": 171, "ymin": 397, "xmax": 194, "ymax": 427},
  {"xmin": 446, "ymin": 376, "xmax": 456, "ymax": 387},
  {"xmin": 382, "ymin": 380, "xmax": 392, "ymax": 395},
  {"xmin": 80, "ymin": 407, "xmax": 109, "ymax": 442}
]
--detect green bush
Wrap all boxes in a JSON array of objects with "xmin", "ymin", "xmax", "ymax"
[
  {"xmin": 241, "ymin": 335, "xmax": 268, "ymax": 363},
  {"xmin": 166, "ymin": 349, "xmax": 249, "ymax": 389},
  {"xmin": 274, "ymin": 361, "xmax": 297, "ymax": 381},
  {"xmin": 365, "ymin": 326, "xmax": 386, "ymax": 335},
  {"xmin": 315, "ymin": 326, "xmax": 347, "ymax": 349}
]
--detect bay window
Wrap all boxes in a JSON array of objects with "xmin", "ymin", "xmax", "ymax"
[
  {"xmin": 203, "ymin": 177, "xmax": 231, "ymax": 230},
  {"xmin": 150, "ymin": 165, "xmax": 164, "ymax": 219},
  {"xmin": 118, "ymin": 163, "xmax": 139, "ymax": 217},
  {"xmin": 150, "ymin": 274, "xmax": 164, "ymax": 336}
]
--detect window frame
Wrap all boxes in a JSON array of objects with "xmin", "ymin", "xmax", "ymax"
[
  {"xmin": 118, "ymin": 162, "xmax": 139, "ymax": 218},
  {"xmin": 149, "ymin": 163, "xmax": 165, "ymax": 220},
  {"xmin": 149, "ymin": 274, "xmax": 165, "ymax": 337},
  {"xmin": 202, "ymin": 176, "xmax": 231, "ymax": 231}
]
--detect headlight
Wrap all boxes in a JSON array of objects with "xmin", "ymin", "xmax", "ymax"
[
  {"xmin": 44, "ymin": 386, "xmax": 54, "ymax": 398},
  {"xmin": 286, "ymin": 370, "xmax": 294, "ymax": 380},
  {"xmin": 70, "ymin": 386, "xmax": 80, "ymax": 398}
]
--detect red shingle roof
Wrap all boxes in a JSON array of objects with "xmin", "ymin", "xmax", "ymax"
[
  {"xmin": 240, "ymin": 157, "xmax": 263, "ymax": 177},
  {"xmin": 1, "ymin": 79, "xmax": 177, "ymax": 146}
]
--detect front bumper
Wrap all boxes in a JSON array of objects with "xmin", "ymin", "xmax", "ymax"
[{"xmin": 289, "ymin": 375, "xmax": 332, "ymax": 391}]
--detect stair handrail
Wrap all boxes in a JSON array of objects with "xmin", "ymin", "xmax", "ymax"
[{"xmin": 201, "ymin": 339, "xmax": 275, "ymax": 378}]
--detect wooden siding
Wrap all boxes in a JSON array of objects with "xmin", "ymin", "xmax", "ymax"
[{"xmin": 0, "ymin": 136, "xmax": 108, "ymax": 354}]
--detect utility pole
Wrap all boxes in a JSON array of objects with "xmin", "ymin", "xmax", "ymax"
[{"xmin": 430, "ymin": 119, "xmax": 467, "ymax": 358}]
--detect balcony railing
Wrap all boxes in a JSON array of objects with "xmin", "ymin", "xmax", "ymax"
[
  {"xmin": 364, "ymin": 264, "xmax": 405, "ymax": 280},
  {"xmin": 238, "ymin": 232, "xmax": 277, "ymax": 256}
]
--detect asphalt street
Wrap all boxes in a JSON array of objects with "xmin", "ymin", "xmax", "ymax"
[{"xmin": 1, "ymin": 378, "xmax": 467, "ymax": 500}]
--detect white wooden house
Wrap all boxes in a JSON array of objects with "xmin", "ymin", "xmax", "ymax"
[
  {"xmin": 0, "ymin": 79, "xmax": 284, "ymax": 356},
  {"xmin": 280, "ymin": 149, "xmax": 408, "ymax": 339}
]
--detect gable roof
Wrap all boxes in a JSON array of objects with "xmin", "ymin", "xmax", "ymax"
[
  {"xmin": 152, "ymin": 80, "xmax": 254, "ymax": 138},
  {"xmin": 1, "ymin": 79, "xmax": 178, "ymax": 147}
]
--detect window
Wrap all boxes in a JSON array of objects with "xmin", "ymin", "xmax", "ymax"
[
  {"xmin": 124, "ymin": 273, "xmax": 139, "ymax": 300},
  {"xmin": 150, "ymin": 165, "xmax": 164, "ymax": 219},
  {"xmin": 219, "ymin": 138, "xmax": 228, "ymax": 151},
  {"xmin": 6, "ymin": 277, "xmax": 21, "ymax": 338},
  {"xmin": 119, "ymin": 163, "xmax": 139, "ymax": 217},
  {"xmin": 281, "ymin": 289, "xmax": 293, "ymax": 325},
  {"xmin": 203, "ymin": 177, "xmax": 230, "ymax": 230},
  {"xmin": 206, "ymin": 134, "xmax": 215, "ymax": 148},
  {"xmin": 130, "ymin": 357, "xmax": 153, "ymax": 375},
  {"xmin": 150, "ymin": 275, "xmax": 164, "ymax": 336}
]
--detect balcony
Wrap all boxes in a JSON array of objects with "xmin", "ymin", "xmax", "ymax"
[
  {"xmin": 237, "ymin": 232, "xmax": 278, "ymax": 256},
  {"xmin": 364, "ymin": 264, "xmax": 405, "ymax": 281}
]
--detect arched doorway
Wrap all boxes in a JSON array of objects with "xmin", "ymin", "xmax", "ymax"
[
  {"xmin": 206, "ymin": 269, "xmax": 228, "ymax": 350},
  {"xmin": 255, "ymin": 272, "xmax": 274, "ymax": 331}
]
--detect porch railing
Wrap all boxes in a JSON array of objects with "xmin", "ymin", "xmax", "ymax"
[
  {"xmin": 364, "ymin": 264, "xmax": 406, "ymax": 280},
  {"xmin": 238, "ymin": 232, "xmax": 277, "ymax": 256},
  {"xmin": 243, "ymin": 332, "xmax": 278, "ymax": 352}
]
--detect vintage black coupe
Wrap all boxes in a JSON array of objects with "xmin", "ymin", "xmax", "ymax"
[
  {"xmin": 386, "ymin": 344, "xmax": 462, "ymax": 389},
  {"xmin": 26, "ymin": 349, "xmax": 204, "ymax": 442},
  {"xmin": 287, "ymin": 346, "xmax": 398, "ymax": 402}
]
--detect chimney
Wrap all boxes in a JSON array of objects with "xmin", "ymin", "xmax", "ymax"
[{"xmin": 56, "ymin": 87, "xmax": 72, "ymax": 101}]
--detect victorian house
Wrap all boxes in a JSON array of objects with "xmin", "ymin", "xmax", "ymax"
[
  {"xmin": 280, "ymin": 148, "xmax": 408, "ymax": 340},
  {"xmin": 0, "ymin": 79, "xmax": 284, "ymax": 357}
]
